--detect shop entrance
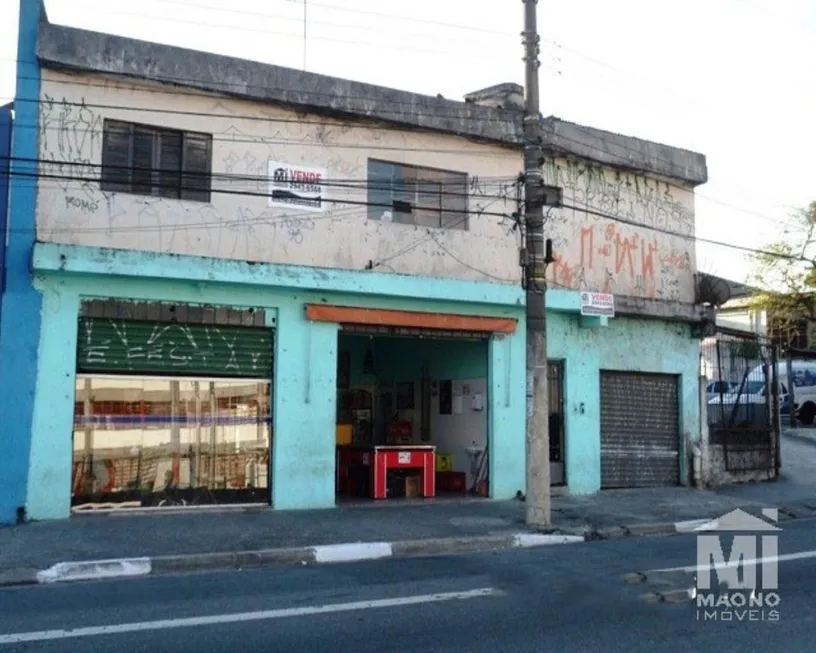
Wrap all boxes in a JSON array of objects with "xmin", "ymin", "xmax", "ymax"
[
  {"xmin": 335, "ymin": 327, "xmax": 490, "ymax": 502},
  {"xmin": 70, "ymin": 303, "xmax": 274, "ymax": 511}
]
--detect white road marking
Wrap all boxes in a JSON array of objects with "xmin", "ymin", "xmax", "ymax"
[
  {"xmin": 0, "ymin": 587, "xmax": 501, "ymax": 645},
  {"xmin": 650, "ymin": 549, "xmax": 816, "ymax": 574}
]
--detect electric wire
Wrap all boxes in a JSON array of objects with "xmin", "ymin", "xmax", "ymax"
[
  {"xmin": 0, "ymin": 161, "xmax": 804, "ymax": 266},
  {"xmin": 0, "ymin": 155, "xmax": 518, "ymax": 204},
  {"xmin": 2, "ymin": 170, "xmax": 516, "ymax": 223},
  {"xmin": 150, "ymin": 0, "xmax": 518, "ymax": 45},
  {"xmin": 4, "ymin": 75, "xmax": 793, "ymax": 227},
  {"xmin": 160, "ymin": 0, "xmax": 518, "ymax": 37}
]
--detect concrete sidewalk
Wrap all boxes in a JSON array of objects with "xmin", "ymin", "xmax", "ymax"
[{"xmin": 3, "ymin": 483, "xmax": 815, "ymax": 588}]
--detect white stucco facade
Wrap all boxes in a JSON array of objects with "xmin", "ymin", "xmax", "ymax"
[
  {"xmin": 36, "ymin": 69, "xmax": 698, "ymax": 301},
  {"xmin": 36, "ymin": 70, "xmax": 523, "ymax": 284}
]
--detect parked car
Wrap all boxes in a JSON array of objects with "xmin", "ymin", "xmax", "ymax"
[
  {"xmin": 707, "ymin": 360, "xmax": 816, "ymax": 425},
  {"xmin": 705, "ymin": 380, "xmax": 737, "ymax": 403}
]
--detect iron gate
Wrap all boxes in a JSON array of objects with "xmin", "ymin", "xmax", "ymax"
[
  {"xmin": 704, "ymin": 333, "xmax": 779, "ymax": 473},
  {"xmin": 600, "ymin": 371, "xmax": 681, "ymax": 488}
]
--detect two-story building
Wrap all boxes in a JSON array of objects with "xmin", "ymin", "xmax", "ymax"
[{"xmin": 0, "ymin": 0, "xmax": 707, "ymax": 523}]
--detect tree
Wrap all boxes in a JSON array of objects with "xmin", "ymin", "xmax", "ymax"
[{"xmin": 748, "ymin": 201, "xmax": 816, "ymax": 349}]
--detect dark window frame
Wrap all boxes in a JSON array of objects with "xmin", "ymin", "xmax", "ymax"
[
  {"xmin": 366, "ymin": 158, "xmax": 469, "ymax": 230},
  {"xmin": 100, "ymin": 119, "xmax": 213, "ymax": 203}
]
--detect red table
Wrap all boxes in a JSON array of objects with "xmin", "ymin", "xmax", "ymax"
[{"xmin": 337, "ymin": 445, "xmax": 436, "ymax": 499}]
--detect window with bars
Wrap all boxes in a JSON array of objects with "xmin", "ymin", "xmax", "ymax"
[
  {"xmin": 100, "ymin": 119, "xmax": 213, "ymax": 202},
  {"xmin": 367, "ymin": 159, "xmax": 468, "ymax": 230}
]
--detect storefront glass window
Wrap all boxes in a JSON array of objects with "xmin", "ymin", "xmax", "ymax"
[{"xmin": 71, "ymin": 376, "xmax": 272, "ymax": 510}]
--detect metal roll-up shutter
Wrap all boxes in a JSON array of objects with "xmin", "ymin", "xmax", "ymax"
[
  {"xmin": 600, "ymin": 371, "xmax": 680, "ymax": 488},
  {"xmin": 76, "ymin": 318, "xmax": 274, "ymax": 378}
]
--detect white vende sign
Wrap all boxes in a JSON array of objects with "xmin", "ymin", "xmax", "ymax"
[
  {"xmin": 580, "ymin": 292, "xmax": 615, "ymax": 317},
  {"xmin": 268, "ymin": 161, "xmax": 327, "ymax": 212}
]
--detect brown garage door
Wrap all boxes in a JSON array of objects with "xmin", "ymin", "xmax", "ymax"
[{"xmin": 600, "ymin": 371, "xmax": 680, "ymax": 488}]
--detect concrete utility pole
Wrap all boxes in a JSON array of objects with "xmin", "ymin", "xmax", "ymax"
[{"xmin": 522, "ymin": 0, "xmax": 551, "ymax": 527}]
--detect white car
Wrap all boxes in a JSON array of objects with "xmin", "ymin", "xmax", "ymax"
[{"xmin": 705, "ymin": 380, "xmax": 737, "ymax": 403}]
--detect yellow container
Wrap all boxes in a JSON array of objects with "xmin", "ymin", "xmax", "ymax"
[
  {"xmin": 436, "ymin": 453, "xmax": 453, "ymax": 472},
  {"xmin": 336, "ymin": 424, "xmax": 353, "ymax": 445}
]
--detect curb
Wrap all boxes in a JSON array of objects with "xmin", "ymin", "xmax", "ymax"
[
  {"xmin": 588, "ymin": 520, "xmax": 695, "ymax": 541},
  {"xmin": 587, "ymin": 507, "xmax": 816, "ymax": 541},
  {"xmin": 1, "ymin": 532, "xmax": 584, "ymax": 588}
]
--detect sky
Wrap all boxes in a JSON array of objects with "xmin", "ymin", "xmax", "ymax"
[{"xmin": 1, "ymin": 0, "xmax": 815, "ymax": 285}]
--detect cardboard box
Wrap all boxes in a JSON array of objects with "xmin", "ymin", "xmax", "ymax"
[
  {"xmin": 336, "ymin": 424, "xmax": 353, "ymax": 445},
  {"xmin": 405, "ymin": 475, "xmax": 420, "ymax": 498}
]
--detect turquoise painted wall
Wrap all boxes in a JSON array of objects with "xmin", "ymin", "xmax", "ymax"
[
  {"xmin": 339, "ymin": 335, "xmax": 487, "ymax": 387},
  {"xmin": 27, "ymin": 243, "xmax": 700, "ymax": 514},
  {"xmin": 547, "ymin": 312, "xmax": 700, "ymax": 494},
  {"xmin": 488, "ymin": 331, "xmax": 526, "ymax": 498},
  {"xmin": 27, "ymin": 243, "xmax": 526, "ymax": 518}
]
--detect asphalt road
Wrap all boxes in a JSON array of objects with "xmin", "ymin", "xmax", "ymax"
[{"xmin": 1, "ymin": 518, "xmax": 815, "ymax": 653}]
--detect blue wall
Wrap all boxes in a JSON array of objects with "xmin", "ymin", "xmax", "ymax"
[
  {"xmin": 26, "ymin": 242, "xmax": 527, "ymax": 519},
  {"xmin": 548, "ymin": 311, "xmax": 700, "ymax": 494},
  {"xmin": 0, "ymin": 105, "xmax": 11, "ymax": 316},
  {"xmin": 0, "ymin": 0, "xmax": 44, "ymax": 525}
]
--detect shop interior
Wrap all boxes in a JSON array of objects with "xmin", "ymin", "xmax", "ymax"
[
  {"xmin": 335, "ymin": 330, "xmax": 489, "ymax": 501},
  {"xmin": 71, "ymin": 376, "xmax": 272, "ymax": 511}
]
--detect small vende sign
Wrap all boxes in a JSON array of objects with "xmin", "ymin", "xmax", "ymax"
[
  {"xmin": 268, "ymin": 161, "xmax": 327, "ymax": 212},
  {"xmin": 580, "ymin": 292, "xmax": 615, "ymax": 317}
]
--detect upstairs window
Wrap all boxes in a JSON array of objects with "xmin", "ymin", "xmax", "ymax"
[
  {"xmin": 367, "ymin": 159, "xmax": 468, "ymax": 230},
  {"xmin": 100, "ymin": 119, "xmax": 213, "ymax": 202}
]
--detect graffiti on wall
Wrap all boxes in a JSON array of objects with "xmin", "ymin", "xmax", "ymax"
[
  {"xmin": 36, "ymin": 94, "xmax": 370, "ymax": 258},
  {"xmin": 541, "ymin": 158, "xmax": 695, "ymax": 302}
]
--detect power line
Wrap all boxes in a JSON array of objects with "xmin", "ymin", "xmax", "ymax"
[
  {"xmin": 152, "ymin": 0, "xmax": 517, "ymax": 44},
  {"xmin": 234, "ymin": 0, "xmax": 516, "ymax": 36},
  {"xmin": 2, "ymin": 61, "xmax": 799, "ymax": 228},
  {"xmin": 0, "ymin": 165, "xmax": 518, "ymax": 227},
  {"xmin": 0, "ymin": 162, "xmax": 803, "ymax": 266},
  {"xmin": 1, "ymin": 155, "xmax": 518, "ymax": 204},
  {"xmin": 5, "ymin": 62, "xmax": 523, "ymax": 124},
  {"xmin": 8, "ymin": 95, "xmax": 523, "ymax": 160},
  {"xmin": 564, "ymin": 124, "xmax": 794, "ymax": 227},
  {"xmin": 0, "ymin": 152, "xmax": 789, "ymax": 261},
  {"xmin": 3, "ymin": 172, "xmax": 516, "ymax": 280},
  {"xmin": 7, "ymin": 71, "xmax": 795, "ymax": 227},
  {"xmin": 79, "ymin": 6, "xmax": 511, "ymax": 59},
  {"xmin": 3, "ymin": 64, "xmax": 802, "ymax": 225},
  {"xmin": 561, "ymin": 201, "xmax": 812, "ymax": 264}
]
